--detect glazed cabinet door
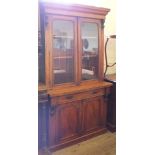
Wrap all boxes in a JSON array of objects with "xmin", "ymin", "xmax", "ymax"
[
  {"xmin": 49, "ymin": 100, "xmax": 81, "ymax": 146},
  {"xmin": 46, "ymin": 15, "xmax": 78, "ymax": 86},
  {"xmin": 82, "ymin": 96, "xmax": 106, "ymax": 133},
  {"xmin": 78, "ymin": 18, "xmax": 103, "ymax": 82}
]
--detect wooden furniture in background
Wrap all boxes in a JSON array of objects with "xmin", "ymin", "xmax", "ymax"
[
  {"xmin": 38, "ymin": 2, "xmax": 112, "ymax": 153},
  {"xmin": 104, "ymin": 35, "xmax": 116, "ymax": 132},
  {"xmin": 105, "ymin": 74, "xmax": 116, "ymax": 132}
]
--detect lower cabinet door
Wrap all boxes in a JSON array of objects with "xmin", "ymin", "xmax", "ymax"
[
  {"xmin": 48, "ymin": 95, "xmax": 107, "ymax": 148},
  {"xmin": 82, "ymin": 96, "xmax": 106, "ymax": 133},
  {"xmin": 49, "ymin": 100, "xmax": 81, "ymax": 146}
]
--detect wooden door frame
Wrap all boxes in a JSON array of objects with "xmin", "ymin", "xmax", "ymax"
[{"xmin": 77, "ymin": 17, "xmax": 103, "ymax": 84}]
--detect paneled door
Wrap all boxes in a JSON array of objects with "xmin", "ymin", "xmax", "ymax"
[
  {"xmin": 49, "ymin": 100, "xmax": 81, "ymax": 146},
  {"xmin": 82, "ymin": 96, "xmax": 106, "ymax": 133},
  {"xmin": 78, "ymin": 18, "xmax": 103, "ymax": 82}
]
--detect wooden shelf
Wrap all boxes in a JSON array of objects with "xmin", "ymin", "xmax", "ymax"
[
  {"xmin": 54, "ymin": 56, "xmax": 73, "ymax": 59},
  {"xmin": 82, "ymin": 55, "xmax": 97, "ymax": 58},
  {"xmin": 53, "ymin": 35, "xmax": 73, "ymax": 39}
]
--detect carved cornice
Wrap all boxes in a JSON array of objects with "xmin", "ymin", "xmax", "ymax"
[{"xmin": 40, "ymin": 2, "xmax": 110, "ymax": 19}]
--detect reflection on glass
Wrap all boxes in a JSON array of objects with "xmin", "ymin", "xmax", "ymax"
[
  {"xmin": 81, "ymin": 22, "xmax": 99, "ymax": 80},
  {"xmin": 53, "ymin": 20, "xmax": 75, "ymax": 84}
]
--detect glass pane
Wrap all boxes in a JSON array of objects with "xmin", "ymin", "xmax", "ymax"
[
  {"xmin": 38, "ymin": 30, "xmax": 45, "ymax": 85},
  {"xmin": 53, "ymin": 20, "xmax": 75, "ymax": 84},
  {"xmin": 81, "ymin": 22, "xmax": 99, "ymax": 80}
]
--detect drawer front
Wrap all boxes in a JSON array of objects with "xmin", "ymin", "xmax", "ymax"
[{"xmin": 53, "ymin": 89, "xmax": 105, "ymax": 104}]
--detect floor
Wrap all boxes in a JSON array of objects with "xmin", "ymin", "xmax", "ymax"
[{"xmin": 52, "ymin": 131, "xmax": 116, "ymax": 155}]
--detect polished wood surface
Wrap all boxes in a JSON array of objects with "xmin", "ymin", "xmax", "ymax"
[
  {"xmin": 48, "ymin": 81, "xmax": 112, "ymax": 96},
  {"xmin": 82, "ymin": 96, "xmax": 106, "ymax": 132},
  {"xmin": 41, "ymin": 2, "xmax": 110, "ymax": 89},
  {"xmin": 55, "ymin": 88, "xmax": 105, "ymax": 104},
  {"xmin": 38, "ymin": 2, "xmax": 111, "ymax": 153},
  {"xmin": 48, "ymin": 86, "xmax": 111, "ymax": 151},
  {"xmin": 49, "ymin": 100, "xmax": 81, "ymax": 145}
]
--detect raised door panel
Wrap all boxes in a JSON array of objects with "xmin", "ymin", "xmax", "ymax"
[
  {"xmin": 55, "ymin": 101, "xmax": 81, "ymax": 144},
  {"xmin": 82, "ymin": 96, "xmax": 106, "ymax": 133}
]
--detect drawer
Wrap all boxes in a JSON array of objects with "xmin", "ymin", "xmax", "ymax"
[{"xmin": 54, "ymin": 89, "xmax": 105, "ymax": 104}]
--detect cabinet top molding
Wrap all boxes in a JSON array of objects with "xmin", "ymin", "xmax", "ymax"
[{"xmin": 40, "ymin": 2, "xmax": 110, "ymax": 19}]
